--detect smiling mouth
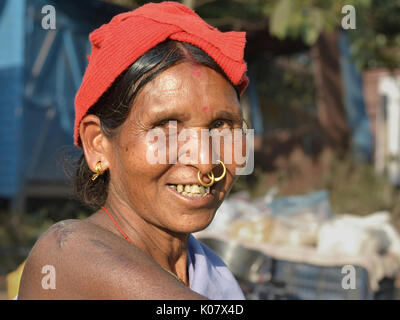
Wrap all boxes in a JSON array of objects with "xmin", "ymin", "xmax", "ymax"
[{"xmin": 167, "ymin": 184, "xmax": 211, "ymax": 198}]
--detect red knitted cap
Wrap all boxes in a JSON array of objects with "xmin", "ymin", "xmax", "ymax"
[{"xmin": 74, "ymin": 1, "xmax": 249, "ymax": 147}]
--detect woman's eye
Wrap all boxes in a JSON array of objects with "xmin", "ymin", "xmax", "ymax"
[
  {"xmin": 212, "ymin": 120, "xmax": 232, "ymax": 130},
  {"xmin": 156, "ymin": 119, "xmax": 178, "ymax": 128}
]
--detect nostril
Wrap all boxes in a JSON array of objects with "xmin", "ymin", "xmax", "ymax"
[
  {"xmin": 211, "ymin": 163, "xmax": 223, "ymax": 177},
  {"xmin": 199, "ymin": 172, "xmax": 211, "ymax": 182}
]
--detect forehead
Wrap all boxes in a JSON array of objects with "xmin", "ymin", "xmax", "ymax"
[{"xmin": 132, "ymin": 62, "xmax": 240, "ymax": 115}]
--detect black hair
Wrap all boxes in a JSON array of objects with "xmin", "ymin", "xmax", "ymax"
[{"xmin": 74, "ymin": 39, "xmax": 241, "ymax": 209}]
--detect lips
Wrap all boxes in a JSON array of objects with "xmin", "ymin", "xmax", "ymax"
[
  {"xmin": 168, "ymin": 183, "xmax": 210, "ymax": 197},
  {"xmin": 166, "ymin": 181, "xmax": 219, "ymax": 208}
]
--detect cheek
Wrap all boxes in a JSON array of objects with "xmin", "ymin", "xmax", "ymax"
[
  {"xmin": 112, "ymin": 137, "xmax": 159, "ymax": 195},
  {"xmin": 114, "ymin": 142, "xmax": 170, "ymax": 214},
  {"xmin": 120, "ymin": 140, "xmax": 168, "ymax": 180}
]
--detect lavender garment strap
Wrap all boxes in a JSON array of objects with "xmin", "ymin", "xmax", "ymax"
[{"xmin": 187, "ymin": 234, "xmax": 245, "ymax": 300}]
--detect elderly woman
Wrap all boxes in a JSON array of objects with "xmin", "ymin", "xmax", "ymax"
[{"xmin": 18, "ymin": 1, "xmax": 250, "ymax": 299}]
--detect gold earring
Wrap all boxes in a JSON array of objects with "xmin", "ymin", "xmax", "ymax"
[
  {"xmin": 91, "ymin": 161, "xmax": 104, "ymax": 181},
  {"xmin": 207, "ymin": 160, "xmax": 226, "ymax": 182}
]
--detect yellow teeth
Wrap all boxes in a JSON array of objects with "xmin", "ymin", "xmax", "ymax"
[{"xmin": 169, "ymin": 184, "xmax": 210, "ymax": 197}]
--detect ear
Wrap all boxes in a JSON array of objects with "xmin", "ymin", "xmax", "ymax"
[{"xmin": 79, "ymin": 114, "xmax": 111, "ymax": 173}]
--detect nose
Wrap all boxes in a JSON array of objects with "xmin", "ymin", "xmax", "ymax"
[
  {"xmin": 176, "ymin": 127, "xmax": 221, "ymax": 180},
  {"xmin": 195, "ymin": 162, "xmax": 218, "ymax": 184},
  {"xmin": 194, "ymin": 161, "xmax": 222, "ymax": 187}
]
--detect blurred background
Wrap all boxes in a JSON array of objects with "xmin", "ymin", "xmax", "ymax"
[{"xmin": 1, "ymin": 0, "xmax": 400, "ymax": 300}]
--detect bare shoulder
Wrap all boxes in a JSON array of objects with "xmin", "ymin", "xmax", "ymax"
[
  {"xmin": 18, "ymin": 219, "xmax": 204, "ymax": 300},
  {"xmin": 18, "ymin": 219, "xmax": 98, "ymax": 299}
]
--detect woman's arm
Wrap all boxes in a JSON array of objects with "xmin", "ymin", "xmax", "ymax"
[{"xmin": 18, "ymin": 219, "xmax": 206, "ymax": 300}]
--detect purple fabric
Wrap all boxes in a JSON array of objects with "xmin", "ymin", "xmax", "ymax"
[{"xmin": 187, "ymin": 234, "xmax": 245, "ymax": 300}]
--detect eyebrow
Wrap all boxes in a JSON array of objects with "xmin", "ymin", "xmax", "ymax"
[
  {"xmin": 149, "ymin": 109, "xmax": 190, "ymax": 123},
  {"xmin": 148, "ymin": 107, "xmax": 243, "ymax": 124},
  {"xmin": 213, "ymin": 110, "xmax": 243, "ymax": 124}
]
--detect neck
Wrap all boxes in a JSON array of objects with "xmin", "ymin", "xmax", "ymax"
[{"xmin": 91, "ymin": 196, "xmax": 190, "ymax": 285}]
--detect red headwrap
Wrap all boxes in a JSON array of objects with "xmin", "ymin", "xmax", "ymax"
[{"xmin": 74, "ymin": 1, "xmax": 248, "ymax": 147}]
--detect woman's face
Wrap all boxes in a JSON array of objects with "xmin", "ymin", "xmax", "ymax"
[{"xmin": 105, "ymin": 62, "xmax": 245, "ymax": 234}]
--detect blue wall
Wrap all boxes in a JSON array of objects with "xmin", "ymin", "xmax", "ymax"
[
  {"xmin": 0, "ymin": 0, "xmax": 25, "ymax": 197},
  {"xmin": 0, "ymin": 0, "xmax": 125, "ymax": 199},
  {"xmin": 339, "ymin": 31, "xmax": 373, "ymax": 162}
]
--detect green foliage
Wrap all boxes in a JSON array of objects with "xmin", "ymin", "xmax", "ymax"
[
  {"xmin": 268, "ymin": 0, "xmax": 332, "ymax": 45},
  {"xmin": 346, "ymin": 0, "xmax": 400, "ymax": 70},
  {"xmin": 265, "ymin": 0, "xmax": 400, "ymax": 69}
]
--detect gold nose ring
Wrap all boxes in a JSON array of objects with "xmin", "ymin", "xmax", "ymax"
[
  {"xmin": 197, "ymin": 160, "xmax": 226, "ymax": 187},
  {"xmin": 198, "ymin": 170, "xmax": 215, "ymax": 188},
  {"xmin": 208, "ymin": 160, "xmax": 226, "ymax": 182}
]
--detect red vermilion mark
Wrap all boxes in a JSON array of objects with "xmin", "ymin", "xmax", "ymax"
[
  {"xmin": 202, "ymin": 106, "xmax": 209, "ymax": 112},
  {"xmin": 193, "ymin": 65, "xmax": 201, "ymax": 78}
]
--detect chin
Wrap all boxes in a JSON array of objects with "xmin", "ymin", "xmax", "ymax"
[{"xmin": 166, "ymin": 210, "xmax": 216, "ymax": 234}]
